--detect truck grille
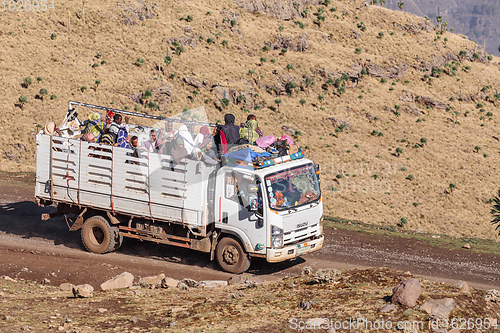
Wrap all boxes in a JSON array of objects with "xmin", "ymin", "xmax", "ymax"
[{"xmin": 283, "ymin": 223, "xmax": 319, "ymax": 245}]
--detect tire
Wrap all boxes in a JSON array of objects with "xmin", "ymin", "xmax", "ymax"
[
  {"xmin": 216, "ymin": 236, "xmax": 251, "ymax": 274},
  {"xmin": 81, "ymin": 215, "xmax": 118, "ymax": 254}
]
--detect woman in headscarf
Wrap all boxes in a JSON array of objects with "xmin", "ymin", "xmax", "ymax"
[
  {"xmin": 177, "ymin": 125, "xmax": 195, "ymax": 154},
  {"xmin": 193, "ymin": 126, "xmax": 211, "ymax": 148},
  {"xmin": 239, "ymin": 119, "xmax": 259, "ymax": 144},
  {"xmin": 115, "ymin": 127, "xmax": 130, "ymax": 148},
  {"xmin": 171, "ymin": 137, "xmax": 188, "ymax": 163},
  {"xmin": 84, "ymin": 111, "xmax": 104, "ymax": 141}
]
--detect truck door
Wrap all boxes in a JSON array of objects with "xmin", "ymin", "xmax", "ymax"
[{"xmin": 217, "ymin": 170, "xmax": 267, "ymax": 253}]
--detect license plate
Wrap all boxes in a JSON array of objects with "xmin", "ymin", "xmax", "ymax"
[{"xmin": 297, "ymin": 243, "xmax": 311, "ymax": 255}]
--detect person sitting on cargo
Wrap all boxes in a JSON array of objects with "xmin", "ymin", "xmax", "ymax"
[
  {"xmin": 240, "ymin": 114, "xmax": 263, "ymax": 138},
  {"xmin": 159, "ymin": 121, "xmax": 177, "ymax": 155},
  {"xmin": 170, "ymin": 137, "xmax": 188, "ymax": 164},
  {"xmin": 143, "ymin": 129, "xmax": 160, "ymax": 153},
  {"xmin": 220, "ymin": 114, "xmax": 240, "ymax": 150},
  {"xmin": 177, "ymin": 125, "xmax": 195, "ymax": 154},
  {"xmin": 109, "ymin": 114, "xmax": 129, "ymax": 138},
  {"xmin": 43, "ymin": 122, "xmax": 62, "ymax": 136},
  {"xmin": 84, "ymin": 111, "xmax": 104, "ymax": 142},
  {"xmin": 193, "ymin": 126, "xmax": 210, "ymax": 148},
  {"xmin": 238, "ymin": 119, "xmax": 260, "ymax": 145}
]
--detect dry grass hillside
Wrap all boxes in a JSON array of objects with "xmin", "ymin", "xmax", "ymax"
[{"xmin": 1, "ymin": 0, "xmax": 500, "ymax": 239}]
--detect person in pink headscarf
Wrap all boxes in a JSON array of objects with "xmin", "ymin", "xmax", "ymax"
[{"xmin": 193, "ymin": 126, "xmax": 211, "ymax": 148}]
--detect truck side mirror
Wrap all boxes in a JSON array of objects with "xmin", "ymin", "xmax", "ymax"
[{"xmin": 315, "ymin": 164, "xmax": 320, "ymax": 179}]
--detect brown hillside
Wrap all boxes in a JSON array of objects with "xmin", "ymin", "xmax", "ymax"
[{"xmin": 1, "ymin": 0, "xmax": 499, "ymax": 239}]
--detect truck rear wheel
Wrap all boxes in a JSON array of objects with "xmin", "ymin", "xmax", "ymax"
[
  {"xmin": 81, "ymin": 215, "xmax": 119, "ymax": 254},
  {"xmin": 216, "ymin": 237, "xmax": 251, "ymax": 274}
]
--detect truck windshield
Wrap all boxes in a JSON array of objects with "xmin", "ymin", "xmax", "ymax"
[{"xmin": 264, "ymin": 163, "xmax": 320, "ymax": 211}]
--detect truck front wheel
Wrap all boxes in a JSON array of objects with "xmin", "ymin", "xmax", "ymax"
[
  {"xmin": 216, "ymin": 237, "xmax": 251, "ymax": 274},
  {"xmin": 81, "ymin": 215, "xmax": 119, "ymax": 254}
]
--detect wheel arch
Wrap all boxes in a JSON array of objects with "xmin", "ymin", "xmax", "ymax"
[{"xmin": 216, "ymin": 226, "xmax": 254, "ymax": 253}]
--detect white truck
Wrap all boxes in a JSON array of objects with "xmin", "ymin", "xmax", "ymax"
[{"xmin": 35, "ymin": 101, "xmax": 324, "ymax": 273}]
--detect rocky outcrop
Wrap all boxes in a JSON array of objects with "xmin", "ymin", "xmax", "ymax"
[
  {"xmin": 420, "ymin": 298, "xmax": 456, "ymax": 319},
  {"xmin": 266, "ymin": 33, "xmax": 309, "ymax": 52},
  {"xmin": 415, "ymin": 95, "xmax": 448, "ymax": 110},
  {"xmin": 234, "ymin": 0, "xmax": 322, "ymax": 20}
]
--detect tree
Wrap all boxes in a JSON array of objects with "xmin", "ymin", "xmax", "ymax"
[
  {"xmin": 299, "ymin": 99, "xmax": 306, "ymax": 107},
  {"xmin": 237, "ymin": 94, "xmax": 246, "ymax": 105},
  {"xmin": 490, "ymin": 189, "xmax": 500, "ymax": 235},
  {"xmin": 286, "ymin": 81, "xmax": 297, "ymax": 95},
  {"xmin": 39, "ymin": 88, "xmax": 48, "ymax": 100},
  {"xmin": 286, "ymin": 63, "xmax": 294, "ymax": 72},
  {"xmin": 395, "ymin": 147, "xmax": 403, "ymax": 156},
  {"xmin": 275, "ymin": 98, "xmax": 281, "ymax": 111},
  {"xmin": 379, "ymin": 0, "xmax": 385, "ymax": 5},
  {"xmin": 221, "ymin": 98, "xmax": 229, "ymax": 108},
  {"xmin": 397, "ymin": 2, "xmax": 404, "ymax": 10},
  {"xmin": 164, "ymin": 56, "xmax": 172, "ymax": 66},
  {"xmin": 23, "ymin": 76, "xmax": 32, "ymax": 88},
  {"xmin": 136, "ymin": 58, "xmax": 144, "ymax": 67},
  {"xmin": 18, "ymin": 95, "xmax": 27, "ymax": 107},
  {"xmin": 260, "ymin": 57, "xmax": 267, "ymax": 65}
]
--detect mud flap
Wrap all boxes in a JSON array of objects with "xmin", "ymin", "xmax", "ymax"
[
  {"xmin": 210, "ymin": 231, "xmax": 219, "ymax": 261},
  {"xmin": 69, "ymin": 208, "xmax": 87, "ymax": 231}
]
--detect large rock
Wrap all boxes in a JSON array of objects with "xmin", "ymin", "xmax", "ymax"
[
  {"xmin": 161, "ymin": 277, "xmax": 180, "ymax": 289},
  {"xmin": 484, "ymin": 289, "xmax": 500, "ymax": 302},
  {"xmin": 391, "ymin": 278, "xmax": 422, "ymax": 307},
  {"xmin": 453, "ymin": 281, "xmax": 470, "ymax": 293},
  {"xmin": 313, "ymin": 269, "xmax": 341, "ymax": 284},
  {"xmin": 197, "ymin": 280, "xmax": 228, "ymax": 288},
  {"xmin": 60, "ymin": 283, "xmax": 75, "ymax": 291},
  {"xmin": 138, "ymin": 274, "xmax": 165, "ymax": 288},
  {"xmin": 101, "ymin": 272, "xmax": 134, "ymax": 291},
  {"xmin": 420, "ymin": 298, "xmax": 456, "ymax": 319},
  {"xmin": 72, "ymin": 284, "xmax": 94, "ymax": 298},
  {"xmin": 227, "ymin": 275, "xmax": 263, "ymax": 286}
]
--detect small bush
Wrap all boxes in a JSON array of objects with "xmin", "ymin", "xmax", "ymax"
[
  {"xmin": 186, "ymin": 14, "xmax": 193, "ymax": 22},
  {"xmin": 406, "ymin": 174, "xmax": 414, "ymax": 180},
  {"xmin": 355, "ymin": 47, "xmax": 362, "ymax": 54},
  {"xmin": 380, "ymin": 78, "xmax": 387, "ymax": 83},
  {"xmin": 36, "ymin": 76, "xmax": 43, "ymax": 83},
  {"xmin": 80, "ymin": 86, "xmax": 87, "ymax": 93},
  {"xmin": 18, "ymin": 95, "xmax": 27, "ymax": 106},
  {"xmin": 50, "ymin": 33, "xmax": 57, "ymax": 40},
  {"xmin": 398, "ymin": 217, "xmax": 408, "ymax": 227},
  {"xmin": 207, "ymin": 37, "xmax": 214, "ymax": 44},
  {"xmin": 50, "ymin": 94, "xmax": 57, "ymax": 100},
  {"xmin": 136, "ymin": 58, "xmax": 144, "ymax": 66},
  {"xmin": 24, "ymin": 76, "xmax": 32, "ymax": 87}
]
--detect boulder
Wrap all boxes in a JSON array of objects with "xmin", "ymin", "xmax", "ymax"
[
  {"xmin": 161, "ymin": 277, "xmax": 180, "ymax": 289},
  {"xmin": 59, "ymin": 283, "xmax": 75, "ymax": 291},
  {"xmin": 100, "ymin": 272, "xmax": 134, "ymax": 291},
  {"xmin": 379, "ymin": 304, "xmax": 397, "ymax": 313},
  {"xmin": 453, "ymin": 281, "xmax": 470, "ymax": 293},
  {"xmin": 197, "ymin": 280, "xmax": 228, "ymax": 288},
  {"xmin": 391, "ymin": 278, "xmax": 422, "ymax": 307},
  {"xmin": 138, "ymin": 274, "xmax": 165, "ymax": 288},
  {"xmin": 181, "ymin": 278, "xmax": 198, "ymax": 288},
  {"xmin": 313, "ymin": 269, "xmax": 341, "ymax": 284},
  {"xmin": 484, "ymin": 289, "xmax": 500, "ymax": 302},
  {"xmin": 420, "ymin": 298, "xmax": 456, "ymax": 319},
  {"xmin": 72, "ymin": 284, "xmax": 94, "ymax": 298}
]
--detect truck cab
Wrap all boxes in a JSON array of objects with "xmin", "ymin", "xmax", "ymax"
[{"xmin": 214, "ymin": 156, "xmax": 324, "ymax": 273}]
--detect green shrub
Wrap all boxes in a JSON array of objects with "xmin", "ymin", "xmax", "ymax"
[
  {"xmin": 164, "ymin": 56, "xmax": 172, "ymax": 65},
  {"xmin": 186, "ymin": 14, "xmax": 193, "ymax": 22},
  {"xmin": 355, "ymin": 47, "xmax": 362, "ymax": 54},
  {"xmin": 50, "ymin": 94, "xmax": 57, "ymax": 100},
  {"xmin": 136, "ymin": 58, "xmax": 144, "ymax": 66},
  {"xmin": 36, "ymin": 76, "xmax": 43, "ymax": 83},
  {"xmin": 80, "ymin": 86, "xmax": 87, "ymax": 93},
  {"xmin": 406, "ymin": 174, "xmax": 414, "ymax": 180},
  {"xmin": 398, "ymin": 217, "xmax": 407, "ymax": 227},
  {"xmin": 18, "ymin": 95, "xmax": 27, "ymax": 106},
  {"xmin": 50, "ymin": 33, "xmax": 57, "ymax": 40},
  {"xmin": 24, "ymin": 76, "xmax": 32, "ymax": 87},
  {"xmin": 380, "ymin": 78, "xmax": 387, "ymax": 83},
  {"xmin": 395, "ymin": 147, "xmax": 403, "ymax": 156}
]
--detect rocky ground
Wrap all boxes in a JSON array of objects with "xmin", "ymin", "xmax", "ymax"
[
  {"xmin": 1, "ymin": 267, "xmax": 500, "ymax": 332},
  {"xmin": 1, "ymin": 173, "xmax": 500, "ymax": 331}
]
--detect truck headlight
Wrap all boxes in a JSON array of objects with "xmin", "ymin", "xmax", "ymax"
[{"xmin": 271, "ymin": 225, "xmax": 283, "ymax": 249}]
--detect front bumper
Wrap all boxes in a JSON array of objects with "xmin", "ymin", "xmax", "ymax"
[{"xmin": 266, "ymin": 234, "xmax": 324, "ymax": 263}]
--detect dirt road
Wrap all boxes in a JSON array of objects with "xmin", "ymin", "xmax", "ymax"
[{"xmin": 0, "ymin": 173, "xmax": 498, "ymax": 290}]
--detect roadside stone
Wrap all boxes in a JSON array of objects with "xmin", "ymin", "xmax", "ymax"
[
  {"xmin": 301, "ymin": 266, "xmax": 313, "ymax": 276},
  {"xmin": 97, "ymin": 308, "xmax": 107, "ymax": 313},
  {"xmin": 227, "ymin": 275, "xmax": 246, "ymax": 285},
  {"xmin": 101, "ymin": 272, "xmax": 134, "ymax": 290},
  {"xmin": 161, "ymin": 277, "xmax": 180, "ymax": 289},
  {"xmin": 59, "ymin": 283, "xmax": 75, "ymax": 291},
  {"xmin": 181, "ymin": 278, "xmax": 198, "ymax": 288},
  {"xmin": 138, "ymin": 274, "xmax": 165, "ymax": 288},
  {"xmin": 298, "ymin": 300, "xmax": 313, "ymax": 310},
  {"xmin": 392, "ymin": 278, "xmax": 422, "ymax": 307},
  {"xmin": 420, "ymin": 298, "xmax": 456, "ymax": 319},
  {"xmin": 453, "ymin": 281, "xmax": 470, "ymax": 293},
  {"xmin": 42, "ymin": 278, "xmax": 50, "ymax": 284},
  {"xmin": 72, "ymin": 284, "xmax": 94, "ymax": 298},
  {"xmin": 2, "ymin": 276, "xmax": 16, "ymax": 283},
  {"xmin": 177, "ymin": 282, "xmax": 188, "ymax": 290},
  {"xmin": 313, "ymin": 269, "xmax": 341, "ymax": 284},
  {"xmin": 462, "ymin": 243, "xmax": 471, "ymax": 249},
  {"xmin": 169, "ymin": 321, "xmax": 177, "ymax": 327},
  {"xmin": 197, "ymin": 280, "xmax": 228, "ymax": 288},
  {"xmin": 130, "ymin": 317, "xmax": 139, "ymax": 323},
  {"xmin": 305, "ymin": 318, "xmax": 329, "ymax": 327},
  {"xmin": 379, "ymin": 304, "xmax": 397, "ymax": 313},
  {"xmin": 484, "ymin": 289, "xmax": 500, "ymax": 302}
]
